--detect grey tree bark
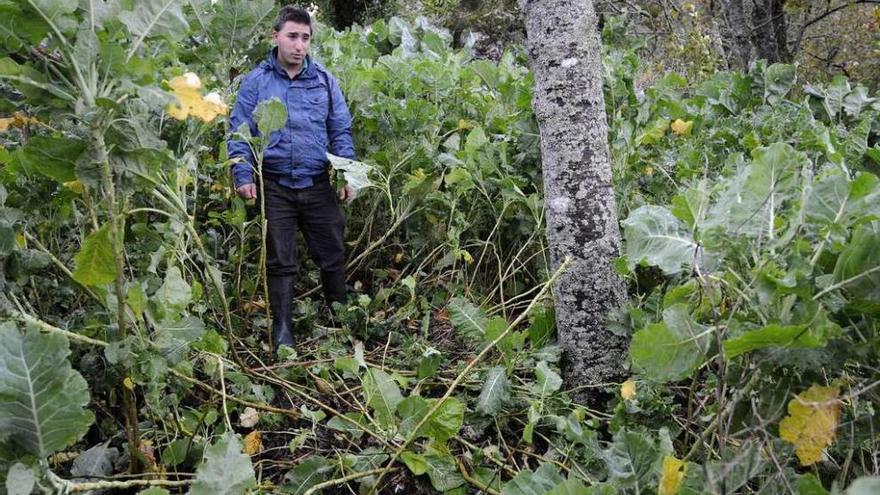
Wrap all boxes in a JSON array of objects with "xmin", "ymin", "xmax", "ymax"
[
  {"xmin": 719, "ymin": 0, "xmax": 753, "ymax": 70},
  {"xmin": 518, "ymin": 0, "xmax": 627, "ymax": 402}
]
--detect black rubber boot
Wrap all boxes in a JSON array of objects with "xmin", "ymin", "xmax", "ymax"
[
  {"xmin": 268, "ymin": 275, "xmax": 295, "ymax": 349},
  {"xmin": 320, "ymin": 269, "xmax": 347, "ymax": 307}
]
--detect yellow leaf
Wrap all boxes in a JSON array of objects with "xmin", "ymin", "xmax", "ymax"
[
  {"xmin": 64, "ymin": 180, "xmax": 84, "ymax": 194},
  {"xmin": 659, "ymin": 456, "xmax": 686, "ymax": 495},
  {"xmin": 457, "ymin": 119, "xmax": 472, "ymax": 130},
  {"xmin": 671, "ymin": 119, "xmax": 694, "ymax": 136},
  {"xmin": 643, "ymin": 166, "xmax": 654, "ymax": 177},
  {"xmin": 123, "ymin": 376, "xmax": 135, "ymax": 390},
  {"xmin": 166, "ymin": 73, "xmax": 228, "ymax": 122},
  {"xmin": 620, "ymin": 379, "xmax": 637, "ymax": 400},
  {"xmin": 779, "ymin": 384, "xmax": 840, "ymax": 466},
  {"xmin": 15, "ymin": 232, "xmax": 26, "ymax": 249},
  {"xmin": 0, "ymin": 113, "xmax": 39, "ymax": 132},
  {"xmin": 243, "ymin": 431, "xmax": 262, "ymax": 455},
  {"xmin": 457, "ymin": 249, "xmax": 474, "ymax": 264}
]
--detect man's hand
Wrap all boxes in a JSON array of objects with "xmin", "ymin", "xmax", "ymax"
[
  {"xmin": 236, "ymin": 183, "xmax": 257, "ymax": 199},
  {"xmin": 338, "ymin": 184, "xmax": 356, "ymax": 203}
]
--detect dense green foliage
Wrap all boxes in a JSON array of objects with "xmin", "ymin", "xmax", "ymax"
[{"xmin": 0, "ymin": 2, "xmax": 878, "ymax": 495}]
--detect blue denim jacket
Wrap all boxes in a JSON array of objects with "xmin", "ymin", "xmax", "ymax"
[{"xmin": 227, "ymin": 49, "xmax": 355, "ymax": 188}]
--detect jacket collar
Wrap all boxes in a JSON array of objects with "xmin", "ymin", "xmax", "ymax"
[{"xmin": 264, "ymin": 47, "xmax": 315, "ymax": 80}]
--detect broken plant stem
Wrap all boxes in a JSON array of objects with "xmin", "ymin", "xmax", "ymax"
[{"xmin": 367, "ymin": 256, "xmax": 572, "ymax": 494}]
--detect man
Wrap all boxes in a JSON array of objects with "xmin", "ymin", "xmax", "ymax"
[{"xmin": 227, "ymin": 5, "xmax": 356, "ymax": 349}]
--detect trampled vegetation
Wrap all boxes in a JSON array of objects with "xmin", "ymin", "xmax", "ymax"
[{"xmin": 0, "ymin": 2, "xmax": 878, "ymax": 495}]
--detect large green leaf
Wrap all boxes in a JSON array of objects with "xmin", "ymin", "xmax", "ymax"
[
  {"xmin": 119, "ymin": 0, "xmax": 188, "ymax": 43},
  {"xmin": 630, "ymin": 304, "xmax": 709, "ymax": 382},
  {"xmin": 423, "ymin": 449, "xmax": 465, "ymax": 492},
  {"xmin": 78, "ymin": 0, "xmax": 123, "ymax": 30},
  {"xmin": 544, "ymin": 479, "xmax": 592, "ymax": 495},
  {"xmin": 535, "ymin": 361, "xmax": 562, "ymax": 397},
  {"xmin": 833, "ymin": 224, "xmax": 880, "ymax": 301},
  {"xmin": 15, "ymin": 136, "xmax": 85, "ymax": 183},
  {"xmin": 501, "ymin": 463, "xmax": 563, "ymax": 495},
  {"xmin": 361, "ymin": 367, "xmax": 402, "ymax": 429},
  {"xmin": 622, "ymin": 205, "xmax": 703, "ymax": 275},
  {"xmin": 398, "ymin": 395, "xmax": 464, "ymax": 442},
  {"xmin": 157, "ymin": 266, "xmax": 192, "ymax": 310},
  {"xmin": 842, "ymin": 85, "xmax": 876, "ymax": 119},
  {"xmin": 187, "ymin": 433, "xmax": 256, "ymax": 495},
  {"xmin": 0, "ymin": 322, "xmax": 93, "ymax": 458},
  {"xmin": 254, "ymin": 97, "xmax": 288, "ymax": 139},
  {"xmin": 806, "ymin": 171, "xmax": 880, "ymax": 229},
  {"xmin": 72, "ymin": 223, "xmax": 117, "ymax": 286},
  {"xmin": 763, "ymin": 63, "xmax": 796, "ymax": 105},
  {"xmin": 723, "ymin": 324, "xmax": 825, "ymax": 359},
  {"xmin": 707, "ymin": 143, "xmax": 806, "ymax": 239},
  {"xmin": 448, "ymin": 296, "xmax": 488, "ymax": 339},
  {"xmin": 600, "ymin": 430, "xmax": 661, "ymax": 491},
  {"xmin": 475, "ymin": 367, "xmax": 510, "ymax": 415},
  {"xmin": 281, "ymin": 455, "xmax": 331, "ymax": 495}
]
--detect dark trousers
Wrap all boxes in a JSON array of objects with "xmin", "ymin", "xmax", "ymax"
[{"xmin": 262, "ymin": 176, "xmax": 346, "ymax": 278}]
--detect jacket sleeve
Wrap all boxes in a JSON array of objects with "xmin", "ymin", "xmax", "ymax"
[
  {"xmin": 227, "ymin": 74, "xmax": 259, "ymax": 188},
  {"xmin": 326, "ymin": 75, "xmax": 355, "ymax": 160}
]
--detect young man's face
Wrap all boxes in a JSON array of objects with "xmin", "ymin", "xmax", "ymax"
[{"xmin": 273, "ymin": 21, "xmax": 311, "ymax": 71}]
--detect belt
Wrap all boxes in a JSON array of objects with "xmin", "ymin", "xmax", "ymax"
[{"xmin": 263, "ymin": 170, "xmax": 329, "ymax": 184}]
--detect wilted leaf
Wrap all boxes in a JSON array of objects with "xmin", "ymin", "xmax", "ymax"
[
  {"xmin": 0, "ymin": 323, "xmax": 93, "ymax": 458},
  {"xmin": 476, "ymin": 367, "xmax": 510, "ymax": 415},
  {"xmin": 242, "ymin": 431, "xmax": 261, "ymax": 456},
  {"xmin": 659, "ymin": 456, "xmax": 686, "ymax": 495},
  {"xmin": 5, "ymin": 463, "xmax": 34, "ymax": 495},
  {"xmin": 620, "ymin": 379, "xmax": 636, "ymax": 401},
  {"xmin": 71, "ymin": 442, "xmax": 119, "ymax": 477},
  {"xmin": 779, "ymin": 384, "xmax": 840, "ymax": 466},
  {"xmin": 166, "ymin": 73, "xmax": 227, "ymax": 122},
  {"xmin": 72, "ymin": 223, "xmax": 117, "ymax": 286},
  {"xmin": 239, "ymin": 407, "xmax": 259, "ymax": 428},
  {"xmin": 188, "ymin": 433, "xmax": 256, "ymax": 495},
  {"xmin": 327, "ymin": 153, "xmax": 372, "ymax": 192},
  {"xmin": 670, "ymin": 119, "xmax": 693, "ymax": 136}
]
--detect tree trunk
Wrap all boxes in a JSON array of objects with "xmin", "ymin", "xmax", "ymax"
[
  {"xmin": 751, "ymin": 0, "xmax": 790, "ymax": 63},
  {"xmin": 519, "ymin": 0, "xmax": 627, "ymax": 403},
  {"xmin": 720, "ymin": 0, "xmax": 752, "ymax": 70}
]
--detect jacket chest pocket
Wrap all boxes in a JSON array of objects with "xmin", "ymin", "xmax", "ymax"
[{"xmin": 303, "ymin": 85, "xmax": 329, "ymax": 123}]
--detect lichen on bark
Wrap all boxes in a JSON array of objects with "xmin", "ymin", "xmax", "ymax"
[{"xmin": 519, "ymin": 0, "xmax": 628, "ymax": 403}]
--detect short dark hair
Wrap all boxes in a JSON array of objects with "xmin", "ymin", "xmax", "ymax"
[{"xmin": 273, "ymin": 6, "xmax": 312, "ymax": 34}]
